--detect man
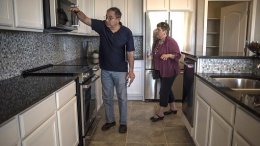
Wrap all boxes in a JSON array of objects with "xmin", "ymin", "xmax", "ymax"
[{"xmin": 70, "ymin": 7, "xmax": 135, "ymax": 133}]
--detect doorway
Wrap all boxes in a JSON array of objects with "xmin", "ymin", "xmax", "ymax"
[
  {"xmin": 206, "ymin": 1, "xmax": 249, "ymax": 56},
  {"xmin": 203, "ymin": 0, "xmax": 256, "ymax": 56}
]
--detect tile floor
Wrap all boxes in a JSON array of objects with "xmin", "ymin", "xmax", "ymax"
[{"xmin": 87, "ymin": 101, "xmax": 195, "ymax": 146}]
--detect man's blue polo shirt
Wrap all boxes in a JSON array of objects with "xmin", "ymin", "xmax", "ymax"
[{"xmin": 91, "ymin": 19, "xmax": 135, "ymax": 72}]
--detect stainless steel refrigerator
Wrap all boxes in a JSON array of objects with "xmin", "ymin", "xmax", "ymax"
[{"xmin": 144, "ymin": 11, "xmax": 190, "ymax": 100}]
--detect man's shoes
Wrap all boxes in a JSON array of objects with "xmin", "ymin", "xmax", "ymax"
[
  {"xmin": 119, "ymin": 125, "xmax": 127, "ymax": 133},
  {"xmin": 164, "ymin": 109, "xmax": 177, "ymax": 115},
  {"xmin": 101, "ymin": 122, "xmax": 116, "ymax": 131},
  {"xmin": 150, "ymin": 114, "xmax": 164, "ymax": 122}
]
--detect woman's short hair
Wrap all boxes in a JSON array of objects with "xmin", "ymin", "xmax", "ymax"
[
  {"xmin": 157, "ymin": 22, "xmax": 170, "ymax": 35},
  {"xmin": 107, "ymin": 7, "xmax": 122, "ymax": 18}
]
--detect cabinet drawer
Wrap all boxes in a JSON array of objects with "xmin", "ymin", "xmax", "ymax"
[
  {"xmin": 196, "ymin": 78, "xmax": 235, "ymax": 125},
  {"xmin": 56, "ymin": 81, "xmax": 76, "ymax": 109},
  {"xmin": 235, "ymin": 107, "xmax": 260, "ymax": 146},
  {"xmin": 0, "ymin": 116, "xmax": 20, "ymax": 146},
  {"xmin": 22, "ymin": 114, "xmax": 59, "ymax": 146},
  {"xmin": 19, "ymin": 94, "xmax": 56, "ymax": 138},
  {"xmin": 134, "ymin": 60, "xmax": 143, "ymax": 68}
]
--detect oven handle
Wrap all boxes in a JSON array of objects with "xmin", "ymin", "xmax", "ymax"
[
  {"xmin": 82, "ymin": 75, "xmax": 100, "ymax": 89},
  {"xmin": 180, "ymin": 60, "xmax": 194, "ymax": 68}
]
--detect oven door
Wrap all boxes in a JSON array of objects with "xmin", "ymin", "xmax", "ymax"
[{"xmin": 80, "ymin": 75, "xmax": 99, "ymax": 137}]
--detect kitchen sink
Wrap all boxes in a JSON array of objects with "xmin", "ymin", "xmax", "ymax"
[{"xmin": 211, "ymin": 77, "xmax": 260, "ymax": 94}]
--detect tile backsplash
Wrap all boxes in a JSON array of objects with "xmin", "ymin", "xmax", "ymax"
[
  {"xmin": 197, "ymin": 58, "xmax": 253, "ymax": 74},
  {"xmin": 0, "ymin": 30, "xmax": 143, "ymax": 80}
]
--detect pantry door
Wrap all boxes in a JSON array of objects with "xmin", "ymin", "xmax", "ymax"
[{"xmin": 219, "ymin": 2, "xmax": 248, "ymax": 55}]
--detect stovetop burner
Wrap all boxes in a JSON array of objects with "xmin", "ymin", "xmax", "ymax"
[{"xmin": 22, "ymin": 64, "xmax": 95, "ymax": 83}]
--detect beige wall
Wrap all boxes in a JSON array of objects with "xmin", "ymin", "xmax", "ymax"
[
  {"xmin": 254, "ymin": 1, "xmax": 260, "ymax": 41},
  {"xmin": 195, "ymin": 0, "xmax": 205, "ymax": 54}
]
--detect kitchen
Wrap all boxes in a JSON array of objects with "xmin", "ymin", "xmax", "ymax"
[{"xmin": 1, "ymin": 0, "xmax": 260, "ymax": 146}]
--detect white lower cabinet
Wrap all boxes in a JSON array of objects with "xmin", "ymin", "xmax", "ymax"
[
  {"xmin": 194, "ymin": 96, "xmax": 210, "ymax": 146},
  {"xmin": 234, "ymin": 107, "xmax": 260, "ymax": 146},
  {"xmin": 7, "ymin": 80, "xmax": 79, "ymax": 146},
  {"xmin": 19, "ymin": 94, "xmax": 57, "ymax": 139},
  {"xmin": 0, "ymin": 117, "xmax": 21, "ymax": 146},
  {"xmin": 127, "ymin": 60, "xmax": 144, "ymax": 100},
  {"xmin": 57, "ymin": 96, "xmax": 79, "ymax": 146},
  {"xmin": 208, "ymin": 109, "xmax": 233, "ymax": 146},
  {"xmin": 22, "ymin": 114, "xmax": 59, "ymax": 146},
  {"xmin": 232, "ymin": 131, "xmax": 250, "ymax": 146},
  {"xmin": 194, "ymin": 77, "xmax": 235, "ymax": 146}
]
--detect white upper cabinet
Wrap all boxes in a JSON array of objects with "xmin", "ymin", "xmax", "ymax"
[
  {"xmin": 169, "ymin": 0, "xmax": 192, "ymax": 11},
  {"xmin": 0, "ymin": 0, "xmax": 43, "ymax": 31},
  {"xmin": 111, "ymin": 0, "xmax": 127, "ymax": 25},
  {"xmin": 94, "ymin": 0, "xmax": 111, "ymax": 21},
  {"xmin": 91, "ymin": 0, "xmax": 142, "ymax": 35},
  {"xmin": 76, "ymin": 0, "xmax": 95, "ymax": 34},
  {"xmin": 13, "ymin": 0, "xmax": 43, "ymax": 30},
  {"xmin": 0, "ymin": 0, "xmax": 14, "ymax": 27},
  {"xmin": 146, "ymin": 0, "xmax": 192, "ymax": 11},
  {"xmin": 127, "ymin": 0, "xmax": 143, "ymax": 35},
  {"xmin": 146, "ymin": 0, "xmax": 169, "ymax": 10}
]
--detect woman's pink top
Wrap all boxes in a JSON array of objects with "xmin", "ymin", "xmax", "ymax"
[{"xmin": 152, "ymin": 36, "xmax": 181, "ymax": 77}]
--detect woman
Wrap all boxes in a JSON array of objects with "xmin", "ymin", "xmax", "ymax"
[{"xmin": 150, "ymin": 22, "xmax": 181, "ymax": 122}]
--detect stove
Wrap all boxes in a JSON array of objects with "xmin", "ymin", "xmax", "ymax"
[{"xmin": 22, "ymin": 60, "xmax": 100, "ymax": 146}]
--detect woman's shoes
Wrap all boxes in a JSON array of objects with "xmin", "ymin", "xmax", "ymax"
[
  {"xmin": 163, "ymin": 109, "xmax": 177, "ymax": 115},
  {"xmin": 150, "ymin": 114, "xmax": 164, "ymax": 122}
]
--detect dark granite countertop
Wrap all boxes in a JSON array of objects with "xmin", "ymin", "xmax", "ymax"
[
  {"xmin": 0, "ymin": 57, "xmax": 141, "ymax": 125},
  {"xmin": 0, "ymin": 75, "xmax": 77, "ymax": 125},
  {"xmin": 0, "ymin": 57, "xmax": 93, "ymax": 125},
  {"xmin": 196, "ymin": 73, "xmax": 260, "ymax": 119}
]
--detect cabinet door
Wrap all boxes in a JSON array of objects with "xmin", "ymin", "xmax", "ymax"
[
  {"xmin": 0, "ymin": 117, "xmax": 21, "ymax": 146},
  {"xmin": 169, "ymin": 0, "xmax": 192, "ymax": 10},
  {"xmin": 19, "ymin": 94, "xmax": 56, "ymax": 139},
  {"xmin": 194, "ymin": 96, "xmax": 210, "ymax": 146},
  {"xmin": 76, "ymin": 0, "xmax": 94, "ymax": 34},
  {"xmin": 127, "ymin": 61, "xmax": 143, "ymax": 100},
  {"xmin": 146, "ymin": 0, "xmax": 169, "ymax": 10},
  {"xmin": 57, "ymin": 96, "xmax": 79, "ymax": 146},
  {"xmin": 127, "ymin": 0, "xmax": 143, "ymax": 35},
  {"xmin": 111, "ymin": 0, "xmax": 126, "ymax": 25},
  {"xmin": 13, "ymin": 0, "xmax": 43, "ymax": 29},
  {"xmin": 0, "ymin": 0, "xmax": 14, "ymax": 26},
  {"xmin": 208, "ymin": 109, "xmax": 233, "ymax": 146},
  {"xmin": 94, "ymin": 0, "xmax": 111, "ymax": 20},
  {"xmin": 95, "ymin": 69, "xmax": 103, "ymax": 111},
  {"xmin": 76, "ymin": 0, "xmax": 88, "ymax": 34},
  {"xmin": 235, "ymin": 107, "xmax": 260, "ymax": 146},
  {"xmin": 232, "ymin": 132, "xmax": 250, "ymax": 146},
  {"xmin": 22, "ymin": 114, "xmax": 59, "ymax": 146}
]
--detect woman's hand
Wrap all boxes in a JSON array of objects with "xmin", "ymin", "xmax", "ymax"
[{"xmin": 160, "ymin": 54, "xmax": 174, "ymax": 60}]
